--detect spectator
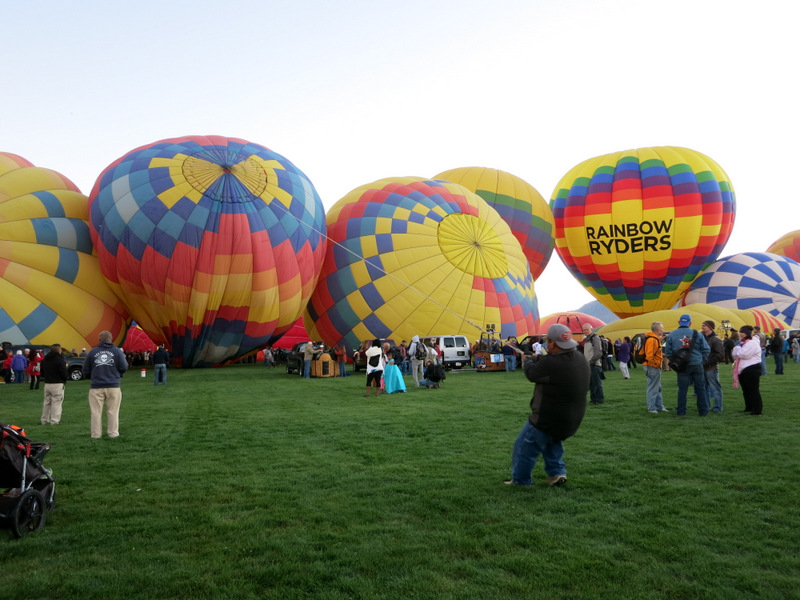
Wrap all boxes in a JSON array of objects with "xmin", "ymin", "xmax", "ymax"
[
  {"xmin": 40, "ymin": 344, "xmax": 68, "ymax": 425},
  {"xmin": 664, "ymin": 314, "xmax": 711, "ymax": 417},
  {"xmin": 581, "ymin": 324, "xmax": 604, "ymax": 405},
  {"xmin": 83, "ymin": 331, "xmax": 129, "ymax": 438}
]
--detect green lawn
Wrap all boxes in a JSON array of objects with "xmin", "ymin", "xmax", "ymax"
[{"xmin": 1, "ymin": 359, "xmax": 799, "ymax": 599}]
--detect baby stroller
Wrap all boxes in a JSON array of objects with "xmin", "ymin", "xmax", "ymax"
[{"xmin": 0, "ymin": 423, "xmax": 56, "ymax": 538}]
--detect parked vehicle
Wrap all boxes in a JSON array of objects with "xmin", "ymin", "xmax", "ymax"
[
  {"xmin": 430, "ymin": 335, "xmax": 471, "ymax": 369},
  {"xmin": 352, "ymin": 339, "xmax": 395, "ymax": 372}
]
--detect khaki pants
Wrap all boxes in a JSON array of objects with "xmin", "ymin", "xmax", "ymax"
[
  {"xmin": 88, "ymin": 387, "xmax": 122, "ymax": 438},
  {"xmin": 42, "ymin": 383, "xmax": 65, "ymax": 424}
]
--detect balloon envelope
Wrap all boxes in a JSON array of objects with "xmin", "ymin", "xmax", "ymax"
[
  {"xmin": 122, "ymin": 322, "xmax": 157, "ymax": 353},
  {"xmin": 597, "ymin": 304, "xmax": 786, "ymax": 342},
  {"xmin": 304, "ymin": 177, "xmax": 539, "ymax": 349},
  {"xmin": 0, "ymin": 152, "xmax": 128, "ymax": 349},
  {"xmin": 682, "ymin": 252, "xmax": 800, "ymax": 329},
  {"xmin": 89, "ymin": 135, "xmax": 326, "ymax": 367},
  {"xmin": 535, "ymin": 312, "xmax": 605, "ymax": 336},
  {"xmin": 551, "ymin": 147, "xmax": 736, "ymax": 318},
  {"xmin": 766, "ymin": 229, "xmax": 800, "ymax": 263},
  {"xmin": 433, "ymin": 167, "xmax": 555, "ymax": 280}
]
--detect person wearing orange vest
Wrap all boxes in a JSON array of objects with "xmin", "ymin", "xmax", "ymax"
[{"xmin": 643, "ymin": 322, "xmax": 668, "ymax": 414}]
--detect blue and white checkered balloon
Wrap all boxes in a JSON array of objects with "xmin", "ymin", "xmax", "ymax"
[{"xmin": 682, "ymin": 252, "xmax": 800, "ymax": 328}]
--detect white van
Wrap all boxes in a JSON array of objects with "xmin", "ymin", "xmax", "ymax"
[{"xmin": 430, "ymin": 335, "xmax": 471, "ymax": 369}]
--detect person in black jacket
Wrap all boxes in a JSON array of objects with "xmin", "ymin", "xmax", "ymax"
[
  {"xmin": 40, "ymin": 344, "xmax": 68, "ymax": 424},
  {"xmin": 505, "ymin": 324, "xmax": 590, "ymax": 487},
  {"xmin": 152, "ymin": 344, "xmax": 170, "ymax": 386},
  {"xmin": 701, "ymin": 320, "xmax": 726, "ymax": 413}
]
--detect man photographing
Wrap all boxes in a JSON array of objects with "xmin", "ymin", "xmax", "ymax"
[{"xmin": 505, "ymin": 324, "xmax": 590, "ymax": 487}]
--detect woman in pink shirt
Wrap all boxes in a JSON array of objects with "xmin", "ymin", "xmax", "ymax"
[{"xmin": 731, "ymin": 325, "xmax": 763, "ymax": 415}]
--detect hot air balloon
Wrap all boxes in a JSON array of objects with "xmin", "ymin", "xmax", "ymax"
[
  {"xmin": 89, "ymin": 135, "xmax": 326, "ymax": 367},
  {"xmin": 432, "ymin": 167, "xmax": 555, "ymax": 280},
  {"xmin": 0, "ymin": 152, "xmax": 128, "ymax": 348},
  {"xmin": 597, "ymin": 304, "xmax": 788, "ymax": 343},
  {"xmin": 304, "ymin": 177, "xmax": 539, "ymax": 350},
  {"xmin": 766, "ymin": 229, "xmax": 800, "ymax": 263},
  {"xmin": 682, "ymin": 252, "xmax": 800, "ymax": 329},
  {"xmin": 121, "ymin": 322, "xmax": 157, "ymax": 354},
  {"xmin": 536, "ymin": 312, "xmax": 606, "ymax": 339},
  {"xmin": 551, "ymin": 147, "xmax": 736, "ymax": 318}
]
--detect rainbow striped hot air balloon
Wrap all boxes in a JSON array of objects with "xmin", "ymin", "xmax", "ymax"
[
  {"xmin": 304, "ymin": 177, "xmax": 539, "ymax": 350},
  {"xmin": 433, "ymin": 167, "xmax": 555, "ymax": 280},
  {"xmin": 551, "ymin": 147, "xmax": 736, "ymax": 318},
  {"xmin": 89, "ymin": 136, "xmax": 326, "ymax": 367},
  {"xmin": 0, "ymin": 152, "xmax": 128, "ymax": 349}
]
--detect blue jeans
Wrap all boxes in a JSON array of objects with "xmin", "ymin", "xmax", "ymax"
[
  {"xmin": 773, "ymin": 352, "xmax": 784, "ymax": 374},
  {"xmin": 705, "ymin": 368, "xmax": 723, "ymax": 411},
  {"xmin": 589, "ymin": 365, "xmax": 604, "ymax": 403},
  {"xmin": 504, "ymin": 355, "xmax": 515, "ymax": 372},
  {"xmin": 676, "ymin": 363, "xmax": 709, "ymax": 416},
  {"xmin": 644, "ymin": 365, "xmax": 663, "ymax": 411},
  {"xmin": 154, "ymin": 364, "xmax": 167, "ymax": 385},
  {"xmin": 338, "ymin": 360, "xmax": 347, "ymax": 376},
  {"xmin": 510, "ymin": 421, "xmax": 566, "ymax": 485},
  {"xmin": 761, "ymin": 349, "xmax": 767, "ymax": 375},
  {"xmin": 303, "ymin": 359, "xmax": 311, "ymax": 378}
]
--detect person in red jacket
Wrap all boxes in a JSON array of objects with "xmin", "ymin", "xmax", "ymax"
[{"xmin": 27, "ymin": 349, "xmax": 45, "ymax": 390}]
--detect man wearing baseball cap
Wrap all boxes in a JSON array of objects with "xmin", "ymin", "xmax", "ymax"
[{"xmin": 505, "ymin": 323, "xmax": 590, "ymax": 487}]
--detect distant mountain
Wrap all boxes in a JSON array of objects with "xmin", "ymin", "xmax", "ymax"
[{"xmin": 574, "ymin": 300, "xmax": 619, "ymax": 324}]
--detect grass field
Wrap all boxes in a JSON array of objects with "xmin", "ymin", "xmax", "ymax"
[{"xmin": 1, "ymin": 358, "xmax": 799, "ymax": 600}]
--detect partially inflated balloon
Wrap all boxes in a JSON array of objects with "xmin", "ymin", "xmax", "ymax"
[
  {"xmin": 304, "ymin": 177, "xmax": 539, "ymax": 350},
  {"xmin": 0, "ymin": 152, "xmax": 128, "ymax": 348},
  {"xmin": 766, "ymin": 230, "xmax": 800, "ymax": 263},
  {"xmin": 89, "ymin": 136, "xmax": 326, "ymax": 367},
  {"xmin": 551, "ymin": 147, "xmax": 736, "ymax": 318},
  {"xmin": 536, "ymin": 312, "xmax": 605, "ymax": 336},
  {"xmin": 597, "ymin": 304, "xmax": 786, "ymax": 342},
  {"xmin": 433, "ymin": 167, "xmax": 555, "ymax": 280},
  {"xmin": 682, "ymin": 252, "xmax": 800, "ymax": 328}
]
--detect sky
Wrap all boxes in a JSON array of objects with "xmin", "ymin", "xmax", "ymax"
[{"xmin": 3, "ymin": 0, "xmax": 798, "ymax": 320}]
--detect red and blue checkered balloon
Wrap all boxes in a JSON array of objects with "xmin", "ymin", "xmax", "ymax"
[{"xmin": 89, "ymin": 136, "xmax": 326, "ymax": 367}]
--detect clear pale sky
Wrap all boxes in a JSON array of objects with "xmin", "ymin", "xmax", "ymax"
[{"xmin": 3, "ymin": 0, "xmax": 797, "ymax": 318}]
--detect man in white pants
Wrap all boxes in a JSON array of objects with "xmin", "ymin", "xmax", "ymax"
[{"xmin": 40, "ymin": 344, "xmax": 68, "ymax": 424}]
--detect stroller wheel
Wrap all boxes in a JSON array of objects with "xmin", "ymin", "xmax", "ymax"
[{"xmin": 11, "ymin": 489, "xmax": 46, "ymax": 538}]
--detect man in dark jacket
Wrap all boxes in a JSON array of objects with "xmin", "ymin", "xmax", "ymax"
[
  {"xmin": 505, "ymin": 324, "xmax": 590, "ymax": 487},
  {"xmin": 152, "ymin": 344, "xmax": 170, "ymax": 386},
  {"xmin": 40, "ymin": 344, "xmax": 68, "ymax": 424},
  {"xmin": 701, "ymin": 320, "xmax": 726, "ymax": 413},
  {"xmin": 83, "ymin": 331, "xmax": 129, "ymax": 438}
]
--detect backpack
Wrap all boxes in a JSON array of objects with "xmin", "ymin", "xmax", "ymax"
[
  {"xmin": 414, "ymin": 342, "xmax": 427, "ymax": 360},
  {"xmin": 634, "ymin": 335, "xmax": 648, "ymax": 364},
  {"xmin": 668, "ymin": 331, "xmax": 698, "ymax": 373},
  {"xmin": 368, "ymin": 354, "xmax": 380, "ymax": 368}
]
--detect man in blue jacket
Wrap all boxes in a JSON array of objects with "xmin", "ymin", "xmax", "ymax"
[
  {"xmin": 664, "ymin": 314, "xmax": 711, "ymax": 417},
  {"xmin": 83, "ymin": 331, "xmax": 129, "ymax": 438}
]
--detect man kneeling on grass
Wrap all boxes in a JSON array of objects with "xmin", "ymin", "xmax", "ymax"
[{"xmin": 505, "ymin": 324, "xmax": 590, "ymax": 487}]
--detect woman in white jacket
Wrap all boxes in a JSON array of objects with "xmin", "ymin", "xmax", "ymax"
[{"xmin": 731, "ymin": 325, "xmax": 763, "ymax": 415}]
